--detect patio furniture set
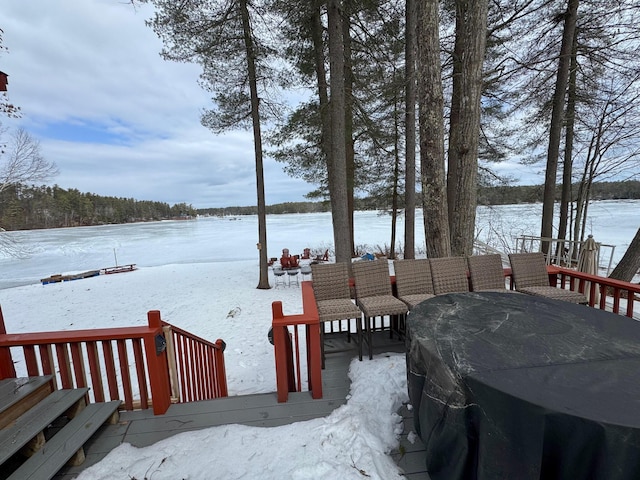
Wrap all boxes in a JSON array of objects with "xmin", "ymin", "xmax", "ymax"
[
  {"xmin": 272, "ymin": 248, "xmax": 324, "ymax": 287},
  {"xmin": 312, "ymin": 252, "xmax": 588, "ymax": 362}
]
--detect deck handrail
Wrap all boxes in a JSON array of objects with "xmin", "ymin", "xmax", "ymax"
[
  {"xmin": 547, "ymin": 265, "xmax": 639, "ymax": 318},
  {"xmin": 162, "ymin": 322, "xmax": 228, "ymax": 402},
  {"xmin": 0, "ymin": 309, "xmax": 228, "ymax": 415},
  {"xmin": 272, "ymin": 281, "xmax": 322, "ymax": 403}
]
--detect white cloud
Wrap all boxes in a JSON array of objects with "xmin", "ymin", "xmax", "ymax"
[{"xmin": 0, "ymin": 0, "xmax": 311, "ymax": 208}]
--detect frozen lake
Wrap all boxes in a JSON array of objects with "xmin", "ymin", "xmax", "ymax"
[{"xmin": 1, "ymin": 199, "xmax": 638, "ymax": 290}]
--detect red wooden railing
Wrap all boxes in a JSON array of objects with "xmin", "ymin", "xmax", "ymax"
[
  {"xmin": 547, "ymin": 266, "xmax": 639, "ymax": 318},
  {"xmin": 0, "ymin": 308, "xmax": 227, "ymax": 415},
  {"xmin": 271, "ymin": 281, "xmax": 322, "ymax": 403},
  {"xmin": 163, "ymin": 323, "xmax": 227, "ymax": 402}
]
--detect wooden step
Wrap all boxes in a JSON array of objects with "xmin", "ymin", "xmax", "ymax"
[
  {"xmin": 0, "ymin": 376, "xmax": 54, "ymax": 429},
  {"xmin": 7, "ymin": 400, "xmax": 121, "ymax": 480},
  {"xmin": 0, "ymin": 387, "xmax": 89, "ymax": 466}
]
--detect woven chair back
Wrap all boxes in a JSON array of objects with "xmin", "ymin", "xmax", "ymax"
[
  {"xmin": 352, "ymin": 260, "xmax": 392, "ymax": 298},
  {"xmin": 394, "ymin": 259, "xmax": 434, "ymax": 297},
  {"xmin": 508, "ymin": 252, "xmax": 550, "ymax": 288},
  {"xmin": 429, "ymin": 257, "xmax": 470, "ymax": 295},
  {"xmin": 311, "ymin": 262, "xmax": 352, "ymax": 301},
  {"xmin": 467, "ymin": 254, "xmax": 507, "ymax": 291}
]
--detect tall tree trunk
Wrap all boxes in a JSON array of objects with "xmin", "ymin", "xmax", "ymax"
[
  {"xmin": 327, "ymin": 0, "xmax": 351, "ymax": 264},
  {"xmin": 391, "ymin": 97, "xmax": 401, "ymax": 260},
  {"xmin": 446, "ymin": 4, "xmax": 464, "ymax": 232},
  {"xmin": 573, "ymin": 129, "xmax": 596, "ymax": 244},
  {"xmin": 417, "ymin": 0, "xmax": 450, "ymax": 258},
  {"xmin": 449, "ymin": 0, "xmax": 489, "ymax": 257},
  {"xmin": 556, "ymin": 27, "xmax": 579, "ymax": 259},
  {"xmin": 609, "ymin": 227, "xmax": 640, "ymax": 283},
  {"xmin": 342, "ymin": 3, "xmax": 356, "ymax": 257},
  {"xmin": 540, "ymin": 0, "xmax": 579, "ymax": 253},
  {"xmin": 240, "ymin": 0, "xmax": 269, "ymax": 289},
  {"xmin": 404, "ymin": 0, "xmax": 417, "ymax": 259},
  {"xmin": 312, "ymin": 1, "xmax": 331, "ymax": 160}
]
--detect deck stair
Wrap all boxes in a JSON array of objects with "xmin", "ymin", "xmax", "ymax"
[{"xmin": 0, "ymin": 376, "xmax": 121, "ymax": 480}]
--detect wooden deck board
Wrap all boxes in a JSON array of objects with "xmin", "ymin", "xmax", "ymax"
[
  {"xmin": 0, "ymin": 376, "xmax": 54, "ymax": 430},
  {"xmin": 55, "ymin": 332, "xmax": 429, "ymax": 479},
  {"xmin": 7, "ymin": 401, "xmax": 121, "ymax": 480},
  {"xmin": 0, "ymin": 388, "xmax": 89, "ymax": 466}
]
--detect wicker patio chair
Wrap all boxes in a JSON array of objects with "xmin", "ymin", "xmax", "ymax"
[
  {"xmin": 429, "ymin": 257, "xmax": 470, "ymax": 295},
  {"xmin": 352, "ymin": 260, "xmax": 408, "ymax": 360},
  {"xmin": 467, "ymin": 254, "xmax": 510, "ymax": 292},
  {"xmin": 393, "ymin": 258, "xmax": 435, "ymax": 309},
  {"xmin": 508, "ymin": 252, "xmax": 587, "ymax": 304},
  {"xmin": 311, "ymin": 262, "xmax": 363, "ymax": 364}
]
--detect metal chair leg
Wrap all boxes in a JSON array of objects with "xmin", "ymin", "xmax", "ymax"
[
  {"xmin": 367, "ymin": 316, "xmax": 374, "ymax": 360},
  {"xmin": 356, "ymin": 315, "xmax": 364, "ymax": 361}
]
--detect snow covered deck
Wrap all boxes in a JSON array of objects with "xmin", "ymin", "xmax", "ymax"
[{"xmin": 53, "ymin": 332, "xmax": 428, "ymax": 479}]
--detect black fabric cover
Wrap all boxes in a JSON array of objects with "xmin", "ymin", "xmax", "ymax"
[{"xmin": 406, "ymin": 292, "xmax": 640, "ymax": 480}]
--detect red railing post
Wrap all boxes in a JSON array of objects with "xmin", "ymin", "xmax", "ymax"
[
  {"xmin": 306, "ymin": 323, "xmax": 323, "ymax": 399},
  {"xmin": 301, "ymin": 282, "xmax": 323, "ymax": 400},
  {"xmin": 214, "ymin": 339, "xmax": 228, "ymax": 397},
  {"xmin": 0, "ymin": 306, "xmax": 17, "ymax": 379},
  {"xmin": 272, "ymin": 301, "xmax": 296, "ymax": 402},
  {"xmin": 145, "ymin": 310, "xmax": 172, "ymax": 415}
]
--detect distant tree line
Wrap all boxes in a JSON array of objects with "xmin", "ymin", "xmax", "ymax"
[
  {"xmin": 200, "ymin": 180, "xmax": 640, "ymax": 216},
  {"xmin": 0, "ymin": 184, "xmax": 197, "ymax": 231},
  {"xmin": 0, "ymin": 180, "xmax": 637, "ymax": 230},
  {"xmin": 477, "ymin": 180, "xmax": 640, "ymax": 206}
]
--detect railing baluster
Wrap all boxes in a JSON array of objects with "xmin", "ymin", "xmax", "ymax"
[
  {"xmin": 102, "ymin": 340, "xmax": 120, "ymax": 402},
  {"xmin": 201, "ymin": 346, "xmax": 210, "ymax": 399},
  {"xmin": 180, "ymin": 336, "xmax": 190, "ymax": 402},
  {"xmin": 294, "ymin": 326, "xmax": 302, "ymax": 393},
  {"xmin": 599, "ymin": 284, "xmax": 607, "ymax": 310},
  {"xmin": 70, "ymin": 342, "xmax": 87, "ymax": 388},
  {"xmin": 204, "ymin": 346, "xmax": 216, "ymax": 398},
  {"xmin": 193, "ymin": 340, "xmax": 202, "ymax": 400},
  {"xmin": 39, "ymin": 344, "xmax": 57, "ymax": 389},
  {"xmin": 117, "ymin": 339, "xmax": 133, "ymax": 410},
  {"xmin": 24, "ymin": 345, "xmax": 39, "ymax": 376},
  {"xmin": 199, "ymin": 342, "xmax": 207, "ymax": 399},
  {"xmin": 185, "ymin": 337, "xmax": 194, "ymax": 402},
  {"xmin": 613, "ymin": 288, "xmax": 621, "ymax": 314},
  {"xmin": 86, "ymin": 341, "xmax": 105, "ymax": 402},
  {"xmin": 56, "ymin": 343, "xmax": 73, "ymax": 389},
  {"xmin": 193, "ymin": 339, "xmax": 201, "ymax": 400},
  {"xmin": 132, "ymin": 338, "xmax": 148, "ymax": 410},
  {"xmin": 176, "ymin": 333, "xmax": 187, "ymax": 403}
]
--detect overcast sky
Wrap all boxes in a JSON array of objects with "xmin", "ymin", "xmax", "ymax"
[{"xmin": 1, "ymin": 1, "xmax": 541, "ymax": 209}]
